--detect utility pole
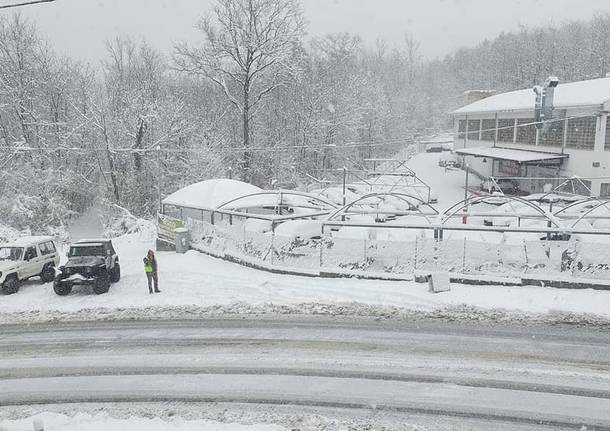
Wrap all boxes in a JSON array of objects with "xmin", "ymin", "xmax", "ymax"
[
  {"xmin": 463, "ymin": 163, "xmax": 470, "ymax": 224},
  {"xmin": 342, "ymin": 166, "xmax": 347, "ymax": 221},
  {"xmin": 464, "ymin": 163, "xmax": 470, "ymax": 202}
]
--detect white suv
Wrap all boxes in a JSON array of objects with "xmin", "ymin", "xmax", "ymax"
[{"xmin": 0, "ymin": 236, "xmax": 60, "ymax": 295}]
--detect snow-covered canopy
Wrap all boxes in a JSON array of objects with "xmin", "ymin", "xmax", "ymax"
[
  {"xmin": 220, "ymin": 192, "xmax": 335, "ymax": 211},
  {"xmin": 162, "ymin": 179, "xmax": 262, "ymax": 210},
  {"xmin": 455, "ymin": 147, "xmax": 567, "ymax": 163},
  {"xmin": 452, "ymin": 77, "xmax": 610, "ymax": 115}
]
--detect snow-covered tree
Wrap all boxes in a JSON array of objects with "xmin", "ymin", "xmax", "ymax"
[{"xmin": 175, "ymin": 0, "xmax": 306, "ymax": 183}]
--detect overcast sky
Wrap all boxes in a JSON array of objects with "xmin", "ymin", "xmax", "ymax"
[{"xmin": 5, "ymin": 0, "xmax": 610, "ymax": 64}]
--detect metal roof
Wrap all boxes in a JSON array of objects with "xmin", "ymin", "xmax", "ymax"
[
  {"xmin": 455, "ymin": 147, "xmax": 568, "ymax": 163},
  {"xmin": 452, "ymin": 77, "xmax": 610, "ymax": 115}
]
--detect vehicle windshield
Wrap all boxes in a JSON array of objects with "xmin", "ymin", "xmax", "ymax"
[
  {"xmin": 0, "ymin": 247, "xmax": 23, "ymax": 261},
  {"xmin": 69, "ymin": 245, "xmax": 104, "ymax": 257}
]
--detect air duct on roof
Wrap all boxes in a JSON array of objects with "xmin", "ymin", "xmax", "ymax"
[{"xmin": 534, "ymin": 76, "xmax": 559, "ymax": 130}]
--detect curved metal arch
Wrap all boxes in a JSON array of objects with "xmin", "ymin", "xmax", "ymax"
[
  {"xmin": 553, "ymin": 197, "xmax": 610, "ymax": 217},
  {"xmin": 326, "ymin": 192, "xmax": 439, "ymax": 223},
  {"xmin": 216, "ymin": 190, "xmax": 339, "ymax": 211},
  {"xmin": 568, "ymin": 199, "xmax": 610, "ymax": 228},
  {"xmin": 440, "ymin": 195, "xmax": 563, "ymax": 227}
]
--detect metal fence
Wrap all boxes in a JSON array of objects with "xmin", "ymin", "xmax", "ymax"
[{"xmin": 185, "ymin": 216, "xmax": 610, "ymax": 280}]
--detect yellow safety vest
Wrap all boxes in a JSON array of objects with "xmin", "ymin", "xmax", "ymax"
[{"xmin": 144, "ymin": 259, "xmax": 153, "ymax": 273}]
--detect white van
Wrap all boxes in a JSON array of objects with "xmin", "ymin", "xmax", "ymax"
[{"xmin": 0, "ymin": 236, "xmax": 60, "ymax": 295}]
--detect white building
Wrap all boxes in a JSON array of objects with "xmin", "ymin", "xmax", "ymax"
[{"xmin": 451, "ymin": 77, "xmax": 610, "ymax": 196}]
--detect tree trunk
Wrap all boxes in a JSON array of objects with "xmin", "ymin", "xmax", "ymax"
[
  {"xmin": 134, "ymin": 118, "xmax": 145, "ymax": 171},
  {"xmin": 102, "ymin": 120, "xmax": 121, "ymax": 204},
  {"xmin": 241, "ymin": 79, "xmax": 252, "ymax": 182}
]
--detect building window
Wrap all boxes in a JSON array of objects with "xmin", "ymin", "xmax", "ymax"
[
  {"xmin": 601, "ymin": 183, "xmax": 610, "ymax": 197},
  {"xmin": 497, "ymin": 119, "xmax": 514, "ymax": 143},
  {"xmin": 481, "ymin": 119, "xmax": 496, "ymax": 141},
  {"xmin": 605, "ymin": 118, "xmax": 610, "ymax": 151},
  {"xmin": 539, "ymin": 118, "xmax": 564, "ymax": 147},
  {"xmin": 467, "ymin": 119, "xmax": 480, "ymax": 141},
  {"xmin": 516, "ymin": 118, "xmax": 536, "ymax": 145},
  {"xmin": 457, "ymin": 120, "xmax": 466, "ymax": 139},
  {"xmin": 566, "ymin": 116, "xmax": 597, "ymax": 150}
]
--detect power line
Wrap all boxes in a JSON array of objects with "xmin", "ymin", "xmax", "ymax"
[
  {"xmin": 0, "ymin": 113, "xmax": 600, "ymax": 156},
  {"xmin": 0, "ymin": 0, "xmax": 56, "ymax": 9},
  {"xmin": 0, "ymin": 139, "xmax": 408, "ymax": 155}
]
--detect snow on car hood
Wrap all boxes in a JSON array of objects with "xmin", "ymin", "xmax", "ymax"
[{"xmin": 65, "ymin": 256, "xmax": 105, "ymax": 268}]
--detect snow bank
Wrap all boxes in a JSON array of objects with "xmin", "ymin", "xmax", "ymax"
[
  {"xmin": 274, "ymin": 220, "xmax": 322, "ymax": 239},
  {"xmin": 0, "ymin": 412, "xmax": 286, "ymax": 431}
]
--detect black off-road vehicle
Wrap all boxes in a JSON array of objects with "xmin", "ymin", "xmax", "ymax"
[{"xmin": 54, "ymin": 239, "xmax": 121, "ymax": 295}]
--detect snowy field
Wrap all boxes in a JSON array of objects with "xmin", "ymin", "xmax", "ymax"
[{"xmin": 1, "ymin": 224, "xmax": 609, "ymax": 325}]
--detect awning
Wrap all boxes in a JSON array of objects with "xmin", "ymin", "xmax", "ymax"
[{"xmin": 454, "ymin": 147, "xmax": 568, "ymax": 163}]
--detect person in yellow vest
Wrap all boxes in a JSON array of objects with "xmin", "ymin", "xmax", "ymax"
[{"xmin": 143, "ymin": 250, "xmax": 160, "ymax": 294}]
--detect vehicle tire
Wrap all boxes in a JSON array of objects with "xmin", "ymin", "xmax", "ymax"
[
  {"xmin": 93, "ymin": 273, "xmax": 110, "ymax": 295},
  {"xmin": 53, "ymin": 277, "xmax": 72, "ymax": 296},
  {"xmin": 1, "ymin": 276, "xmax": 20, "ymax": 295},
  {"xmin": 40, "ymin": 264, "xmax": 56, "ymax": 283},
  {"xmin": 110, "ymin": 263, "xmax": 121, "ymax": 283}
]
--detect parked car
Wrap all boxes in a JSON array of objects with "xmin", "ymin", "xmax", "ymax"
[
  {"xmin": 438, "ymin": 154, "xmax": 461, "ymax": 168},
  {"xmin": 54, "ymin": 239, "xmax": 120, "ymax": 295},
  {"xmin": 0, "ymin": 236, "xmax": 60, "ymax": 295},
  {"xmin": 426, "ymin": 145, "xmax": 450, "ymax": 153}
]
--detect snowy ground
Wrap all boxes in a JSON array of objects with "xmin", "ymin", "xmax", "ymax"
[
  {"xmin": 1, "ymin": 225, "xmax": 609, "ymax": 325},
  {"xmin": 405, "ymin": 151, "xmax": 467, "ymax": 211},
  {"xmin": 0, "ymin": 412, "xmax": 286, "ymax": 431},
  {"xmin": 0, "ymin": 403, "xmax": 553, "ymax": 431}
]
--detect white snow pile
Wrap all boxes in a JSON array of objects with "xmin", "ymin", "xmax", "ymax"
[
  {"xmin": 163, "ymin": 179, "xmax": 262, "ymax": 210},
  {"xmin": 0, "ymin": 412, "xmax": 287, "ymax": 431}
]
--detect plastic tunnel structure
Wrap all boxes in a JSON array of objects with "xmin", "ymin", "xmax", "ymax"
[
  {"xmin": 326, "ymin": 192, "xmax": 439, "ymax": 223},
  {"xmin": 440, "ymin": 195, "xmax": 564, "ymax": 227},
  {"xmin": 555, "ymin": 198, "xmax": 610, "ymax": 228},
  {"xmin": 216, "ymin": 190, "xmax": 339, "ymax": 212}
]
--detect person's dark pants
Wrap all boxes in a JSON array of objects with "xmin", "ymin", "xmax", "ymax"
[{"xmin": 146, "ymin": 272, "xmax": 159, "ymax": 293}]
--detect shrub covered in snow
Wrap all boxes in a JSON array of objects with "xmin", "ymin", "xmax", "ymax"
[
  {"xmin": 0, "ymin": 194, "xmax": 73, "ymax": 241},
  {"xmin": 99, "ymin": 202, "xmax": 155, "ymax": 239}
]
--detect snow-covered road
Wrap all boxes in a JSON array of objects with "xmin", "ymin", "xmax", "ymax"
[{"xmin": 1, "ymin": 317, "xmax": 610, "ymax": 429}]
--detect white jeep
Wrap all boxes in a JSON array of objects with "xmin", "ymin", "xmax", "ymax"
[{"xmin": 0, "ymin": 236, "xmax": 60, "ymax": 295}]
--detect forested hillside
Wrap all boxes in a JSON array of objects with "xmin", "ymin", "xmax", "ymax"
[{"xmin": 1, "ymin": 1, "xmax": 609, "ymax": 233}]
